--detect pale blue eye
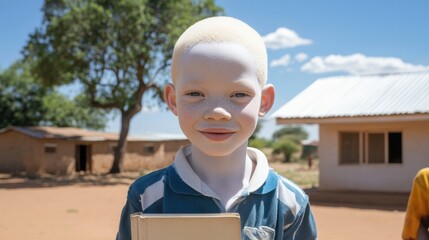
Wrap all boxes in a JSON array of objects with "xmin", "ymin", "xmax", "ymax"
[
  {"xmin": 187, "ymin": 92, "xmax": 202, "ymax": 97},
  {"xmin": 233, "ymin": 93, "xmax": 247, "ymax": 97}
]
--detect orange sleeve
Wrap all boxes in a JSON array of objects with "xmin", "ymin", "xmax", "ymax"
[{"xmin": 402, "ymin": 168, "xmax": 429, "ymax": 240}]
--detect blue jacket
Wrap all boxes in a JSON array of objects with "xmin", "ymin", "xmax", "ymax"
[{"xmin": 116, "ymin": 146, "xmax": 317, "ymax": 240}]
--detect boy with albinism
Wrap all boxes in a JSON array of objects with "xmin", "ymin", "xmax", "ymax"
[{"xmin": 117, "ymin": 16, "xmax": 317, "ymax": 240}]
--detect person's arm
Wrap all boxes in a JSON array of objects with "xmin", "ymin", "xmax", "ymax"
[
  {"xmin": 283, "ymin": 201, "xmax": 317, "ymax": 240},
  {"xmin": 116, "ymin": 186, "xmax": 142, "ymax": 240},
  {"xmin": 402, "ymin": 169, "xmax": 429, "ymax": 240}
]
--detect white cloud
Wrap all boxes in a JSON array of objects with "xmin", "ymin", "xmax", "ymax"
[
  {"xmin": 295, "ymin": 53, "xmax": 308, "ymax": 62},
  {"xmin": 270, "ymin": 53, "xmax": 310, "ymax": 68},
  {"xmin": 301, "ymin": 53, "xmax": 429, "ymax": 75},
  {"xmin": 263, "ymin": 27, "xmax": 312, "ymax": 49},
  {"xmin": 270, "ymin": 54, "xmax": 291, "ymax": 67}
]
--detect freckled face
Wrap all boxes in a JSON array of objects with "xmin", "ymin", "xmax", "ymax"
[{"xmin": 174, "ymin": 43, "xmax": 262, "ymax": 156}]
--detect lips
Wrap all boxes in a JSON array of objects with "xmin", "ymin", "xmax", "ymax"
[{"xmin": 198, "ymin": 128, "xmax": 236, "ymax": 141}]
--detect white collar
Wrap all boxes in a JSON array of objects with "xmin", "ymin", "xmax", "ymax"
[{"xmin": 173, "ymin": 145, "xmax": 270, "ymax": 197}]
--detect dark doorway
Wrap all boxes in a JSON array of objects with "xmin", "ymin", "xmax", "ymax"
[{"xmin": 75, "ymin": 145, "xmax": 92, "ymax": 172}]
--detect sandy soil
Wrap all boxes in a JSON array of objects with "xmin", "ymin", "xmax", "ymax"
[{"xmin": 0, "ymin": 174, "xmax": 406, "ymax": 240}]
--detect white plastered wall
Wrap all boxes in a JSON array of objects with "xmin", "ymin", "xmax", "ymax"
[{"xmin": 319, "ymin": 120, "xmax": 429, "ymax": 192}]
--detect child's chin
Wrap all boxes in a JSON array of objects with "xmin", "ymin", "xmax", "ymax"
[{"xmin": 194, "ymin": 144, "xmax": 240, "ymax": 157}]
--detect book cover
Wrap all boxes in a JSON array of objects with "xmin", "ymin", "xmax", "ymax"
[{"xmin": 130, "ymin": 212, "xmax": 241, "ymax": 240}]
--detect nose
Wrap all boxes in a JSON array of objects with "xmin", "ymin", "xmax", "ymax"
[{"xmin": 203, "ymin": 106, "xmax": 232, "ymax": 121}]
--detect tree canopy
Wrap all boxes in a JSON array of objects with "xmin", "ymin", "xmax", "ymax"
[
  {"xmin": 0, "ymin": 62, "xmax": 45, "ymax": 128},
  {"xmin": 0, "ymin": 61, "xmax": 107, "ymax": 129},
  {"xmin": 272, "ymin": 126, "xmax": 308, "ymax": 162},
  {"xmin": 273, "ymin": 126, "xmax": 308, "ymax": 143},
  {"xmin": 24, "ymin": 0, "xmax": 223, "ymax": 173},
  {"xmin": 41, "ymin": 92, "xmax": 107, "ymax": 129}
]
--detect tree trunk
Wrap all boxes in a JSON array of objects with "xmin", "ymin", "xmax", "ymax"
[
  {"xmin": 109, "ymin": 113, "xmax": 133, "ymax": 174},
  {"xmin": 283, "ymin": 152, "xmax": 291, "ymax": 163}
]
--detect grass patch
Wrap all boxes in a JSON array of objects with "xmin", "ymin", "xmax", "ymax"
[{"xmin": 269, "ymin": 160, "xmax": 319, "ymax": 189}]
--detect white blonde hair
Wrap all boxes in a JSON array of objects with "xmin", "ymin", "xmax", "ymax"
[{"xmin": 171, "ymin": 16, "xmax": 267, "ymax": 86}]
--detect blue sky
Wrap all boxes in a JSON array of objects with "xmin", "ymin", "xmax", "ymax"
[{"xmin": 1, "ymin": 0, "xmax": 429, "ymax": 140}]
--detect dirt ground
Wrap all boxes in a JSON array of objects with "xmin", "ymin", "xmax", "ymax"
[{"xmin": 0, "ymin": 174, "xmax": 406, "ymax": 240}]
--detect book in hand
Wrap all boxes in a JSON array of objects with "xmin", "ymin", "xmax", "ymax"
[{"xmin": 130, "ymin": 212, "xmax": 241, "ymax": 240}]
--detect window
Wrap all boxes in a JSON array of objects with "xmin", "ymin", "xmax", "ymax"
[
  {"xmin": 44, "ymin": 143, "xmax": 57, "ymax": 153},
  {"xmin": 367, "ymin": 133, "xmax": 385, "ymax": 164},
  {"xmin": 109, "ymin": 143, "xmax": 118, "ymax": 152},
  {"xmin": 339, "ymin": 132, "xmax": 360, "ymax": 164},
  {"xmin": 388, "ymin": 132, "xmax": 402, "ymax": 164},
  {"xmin": 366, "ymin": 131, "xmax": 402, "ymax": 164},
  {"xmin": 339, "ymin": 131, "xmax": 402, "ymax": 165},
  {"xmin": 143, "ymin": 145, "xmax": 155, "ymax": 155}
]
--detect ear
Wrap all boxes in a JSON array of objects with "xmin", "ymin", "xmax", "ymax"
[
  {"xmin": 164, "ymin": 83, "xmax": 178, "ymax": 116},
  {"xmin": 259, "ymin": 84, "xmax": 275, "ymax": 117}
]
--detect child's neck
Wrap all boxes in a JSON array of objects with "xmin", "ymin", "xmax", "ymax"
[{"xmin": 188, "ymin": 142, "xmax": 255, "ymax": 209}]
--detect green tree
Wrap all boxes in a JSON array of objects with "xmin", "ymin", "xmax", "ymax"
[
  {"xmin": 272, "ymin": 137, "xmax": 299, "ymax": 162},
  {"xmin": 273, "ymin": 126, "xmax": 308, "ymax": 143},
  {"xmin": 249, "ymin": 137, "xmax": 271, "ymax": 150},
  {"xmin": 0, "ymin": 61, "xmax": 107, "ymax": 129},
  {"xmin": 42, "ymin": 92, "xmax": 107, "ymax": 130},
  {"xmin": 24, "ymin": 0, "xmax": 223, "ymax": 173},
  {"xmin": 272, "ymin": 126, "xmax": 308, "ymax": 162},
  {"xmin": 0, "ymin": 62, "xmax": 46, "ymax": 128}
]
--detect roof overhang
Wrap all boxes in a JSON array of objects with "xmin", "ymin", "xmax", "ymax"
[{"xmin": 276, "ymin": 113, "xmax": 429, "ymax": 124}]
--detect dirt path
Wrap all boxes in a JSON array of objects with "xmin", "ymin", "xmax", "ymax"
[
  {"xmin": 313, "ymin": 205, "xmax": 404, "ymax": 240},
  {"xmin": 0, "ymin": 176, "xmax": 405, "ymax": 240}
]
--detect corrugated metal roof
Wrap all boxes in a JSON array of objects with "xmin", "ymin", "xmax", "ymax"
[
  {"xmin": 271, "ymin": 72, "xmax": 429, "ymax": 121},
  {"xmin": 134, "ymin": 133, "xmax": 188, "ymax": 141},
  {"xmin": 0, "ymin": 126, "xmax": 187, "ymax": 142}
]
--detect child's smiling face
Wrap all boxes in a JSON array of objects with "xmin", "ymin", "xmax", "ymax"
[{"xmin": 165, "ymin": 42, "xmax": 273, "ymax": 156}]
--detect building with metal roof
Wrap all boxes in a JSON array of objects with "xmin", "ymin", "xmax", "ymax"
[
  {"xmin": 272, "ymin": 71, "xmax": 429, "ymax": 192},
  {"xmin": 0, "ymin": 126, "xmax": 189, "ymax": 176},
  {"xmin": 0, "ymin": 126, "xmax": 187, "ymax": 142},
  {"xmin": 272, "ymin": 71, "xmax": 429, "ymax": 123}
]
